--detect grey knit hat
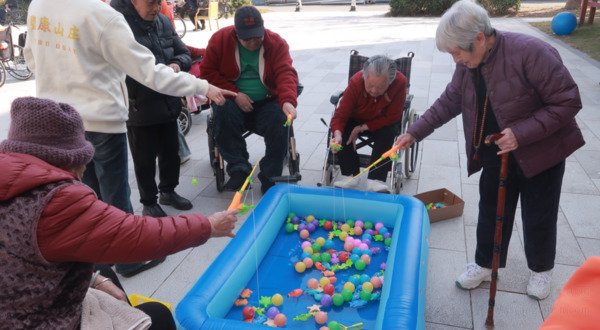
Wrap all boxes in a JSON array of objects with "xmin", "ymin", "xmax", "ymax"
[{"xmin": 0, "ymin": 97, "xmax": 94, "ymax": 168}]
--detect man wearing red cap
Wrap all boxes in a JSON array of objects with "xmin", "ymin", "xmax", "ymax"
[{"xmin": 200, "ymin": 5, "xmax": 299, "ymax": 194}]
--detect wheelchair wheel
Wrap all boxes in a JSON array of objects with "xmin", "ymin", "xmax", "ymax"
[
  {"xmin": 178, "ymin": 107, "xmax": 192, "ymax": 136},
  {"xmin": 404, "ymin": 109, "xmax": 420, "ymax": 178},
  {"xmin": 287, "ymin": 136, "xmax": 300, "ymax": 176},
  {"xmin": 206, "ymin": 112, "xmax": 225, "ymax": 192},
  {"xmin": 390, "ymin": 154, "xmax": 403, "ymax": 194},
  {"xmin": 174, "ymin": 14, "xmax": 186, "ymax": 39},
  {"xmin": 0, "ymin": 62, "xmax": 6, "ymax": 88},
  {"xmin": 6, "ymin": 45, "xmax": 33, "ymax": 80}
]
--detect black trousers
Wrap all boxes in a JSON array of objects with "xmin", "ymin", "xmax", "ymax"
[
  {"xmin": 94, "ymin": 264, "xmax": 176, "ymax": 330},
  {"xmin": 127, "ymin": 122, "xmax": 180, "ymax": 205},
  {"xmin": 475, "ymin": 147, "xmax": 565, "ymax": 272},
  {"xmin": 337, "ymin": 118, "xmax": 396, "ymax": 182}
]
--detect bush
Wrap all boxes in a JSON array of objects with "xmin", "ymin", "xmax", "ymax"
[
  {"xmin": 229, "ymin": 0, "xmax": 253, "ymax": 11},
  {"xmin": 390, "ymin": 0, "xmax": 520, "ymax": 16}
]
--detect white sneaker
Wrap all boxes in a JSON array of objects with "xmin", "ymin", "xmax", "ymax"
[
  {"xmin": 527, "ymin": 269, "xmax": 552, "ymax": 300},
  {"xmin": 180, "ymin": 154, "xmax": 192, "ymax": 165},
  {"xmin": 455, "ymin": 263, "xmax": 492, "ymax": 289},
  {"xmin": 333, "ymin": 175, "xmax": 361, "ymax": 189},
  {"xmin": 366, "ymin": 179, "xmax": 391, "ymax": 193}
]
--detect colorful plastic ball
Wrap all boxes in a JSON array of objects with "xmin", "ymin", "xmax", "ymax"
[
  {"xmin": 362, "ymin": 249, "xmax": 372, "ymax": 257},
  {"xmin": 328, "ymin": 321, "xmax": 341, "ymax": 330},
  {"xmin": 361, "ymin": 238, "xmax": 371, "ymax": 246},
  {"xmin": 300, "ymin": 229, "xmax": 310, "ymax": 239},
  {"xmin": 285, "ymin": 223, "xmax": 295, "ymax": 233},
  {"xmin": 355, "ymin": 220, "xmax": 364, "ymax": 228},
  {"xmin": 551, "ymin": 11, "xmax": 577, "ymax": 36},
  {"xmin": 339, "ymin": 231, "xmax": 349, "ymax": 241},
  {"xmin": 384, "ymin": 237, "xmax": 392, "ymax": 247},
  {"xmin": 364, "ymin": 221, "xmax": 373, "ymax": 229},
  {"xmin": 344, "ymin": 242, "xmax": 354, "ymax": 252},
  {"xmin": 362, "ymin": 233, "xmax": 372, "ymax": 241},
  {"xmin": 352, "ymin": 247, "xmax": 362, "ymax": 255},
  {"xmin": 312, "ymin": 219, "xmax": 320, "ymax": 227},
  {"xmin": 323, "ymin": 221, "xmax": 333, "ymax": 230},
  {"xmin": 295, "ymin": 262, "xmax": 306, "ymax": 273},
  {"xmin": 267, "ymin": 306, "xmax": 280, "ymax": 319},
  {"xmin": 360, "ymin": 274, "xmax": 371, "ymax": 284},
  {"xmin": 308, "ymin": 278, "xmax": 319, "ymax": 289},
  {"xmin": 374, "ymin": 222, "xmax": 384, "ymax": 230},
  {"xmin": 303, "ymin": 257, "xmax": 314, "ymax": 268},
  {"xmin": 320, "ymin": 277, "xmax": 331, "ymax": 287},
  {"xmin": 311, "ymin": 243, "xmax": 321, "ymax": 253},
  {"xmin": 320, "ymin": 294, "xmax": 332, "ymax": 307},
  {"xmin": 307, "ymin": 223, "xmax": 316, "ymax": 233},
  {"xmin": 360, "ymin": 254, "xmax": 371, "ymax": 265},
  {"xmin": 323, "ymin": 283, "xmax": 335, "ymax": 295},
  {"xmin": 362, "ymin": 282, "xmax": 374, "ymax": 292},
  {"xmin": 300, "ymin": 251, "xmax": 311, "ymax": 260},
  {"xmin": 383, "ymin": 232, "xmax": 392, "ymax": 240},
  {"xmin": 315, "ymin": 311, "xmax": 328, "ymax": 324},
  {"xmin": 298, "ymin": 223, "xmax": 307, "ymax": 232},
  {"xmin": 323, "ymin": 239, "xmax": 334, "ymax": 250},
  {"xmin": 341, "ymin": 288, "xmax": 353, "ymax": 301},
  {"xmin": 341, "ymin": 223, "xmax": 351, "ymax": 233},
  {"xmin": 338, "ymin": 251, "xmax": 349, "ymax": 262},
  {"xmin": 303, "ymin": 246, "xmax": 313, "ymax": 254},
  {"xmin": 274, "ymin": 313, "xmax": 287, "ymax": 326},
  {"xmin": 353, "ymin": 226, "xmax": 363, "ymax": 235},
  {"xmin": 242, "ymin": 306, "xmax": 255, "ymax": 319},
  {"xmin": 306, "ymin": 215, "xmax": 315, "ymax": 222},
  {"xmin": 332, "ymin": 293, "xmax": 344, "ymax": 306},
  {"xmin": 320, "ymin": 327, "xmax": 330, "ymax": 330},
  {"xmin": 315, "ymin": 237, "xmax": 326, "ymax": 246},
  {"xmin": 346, "ymin": 219, "xmax": 355, "ymax": 227},
  {"xmin": 288, "ymin": 212, "xmax": 296, "ymax": 218},
  {"xmin": 360, "ymin": 289, "xmax": 372, "ymax": 301},
  {"xmin": 349, "ymin": 254, "xmax": 360, "ymax": 263},
  {"xmin": 291, "ymin": 216, "xmax": 300, "ymax": 224},
  {"xmin": 378, "ymin": 227, "xmax": 388, "ymax": 235},
  {"xmin": 311, "ymin": 254, "xmax": 321, "ymax": 263},
  {"xmin": 348, "ymin": 276, "xmax": 360, "ymax": 286},
  {"xmin": 321, "ymin": 252, "xmax": 331, "ymax": 263},
  {"xmin": 343, "ymin": 282, "xmax": 355, "ymax": 292},
  {"xmin": 301, "ymin": 241, "xmax": 311, "ymax": 249},
  {"xmin": 371, "ymin": 276, "xmax": 382, "ymax": 288},
  {"xmin": 272, "ymin": 293, "xmax": 284, "ymax": 306},
  {"xmin": 355, "ymin": 259, "xmax": 366, "ymax": 270}
]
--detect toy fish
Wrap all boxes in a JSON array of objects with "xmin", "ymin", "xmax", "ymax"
[
  {"xmin": 323, "ymin": 270, "xmax": 335, "ymax": 277},
  {"xmin": 315, "ymin": 262, "xmax": 326, "ymax": 271},
  {"xmin": 349, "ymin": 299, "xmax": 369, "ymax": 308},
  {"xmin": 234, "ymin": 299, "xmax": 248, "ymax": 306},
  {"xmin": 240, "ymin": 288, "xmax": 253, "ymax": 298},
  {"xmin": 287, "ymin": 289, "xmax": 304, "ymax": 297}
]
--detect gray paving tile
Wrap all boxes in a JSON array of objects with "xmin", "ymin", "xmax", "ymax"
[
  {"xmin": 561, "ymin": 193, "xmax": 600, "ymax": 239},
  {"xmin": 577, "ymin": 237, "xmax": 600, "ymax": 259},
  {"xmin": 470, "ymin": 288, "xmax": 544, "ymax": 330}
]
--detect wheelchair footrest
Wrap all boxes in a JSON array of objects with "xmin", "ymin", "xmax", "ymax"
[{"xmin": 271, "ymin": 173, "xmax": 302, "ymax": 183}]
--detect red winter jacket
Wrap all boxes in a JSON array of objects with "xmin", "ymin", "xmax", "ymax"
[
  {"xmin": 330, "ymin": 70, "xmax": 407, "ymax": 134},
  {"xmin": 199, "ymin": 26, "xmax": 298, "ymax": 109},
  {"xmin": 0, "ymin": 152, "xmax": 212, "ymax": 263}
]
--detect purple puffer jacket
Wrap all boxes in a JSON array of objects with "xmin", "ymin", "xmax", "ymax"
[{"xmin": 408, "ymin": 30, "xmax": 585, "ymax": 178}]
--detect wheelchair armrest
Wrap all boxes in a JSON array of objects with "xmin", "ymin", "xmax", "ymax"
[
  {"xmin": 330, "ymin": 90, "xmax": 344, "ymax": 105},
  {"xmin": 297, "ymin": 82, "xmax": 304, "ymax": 96}
]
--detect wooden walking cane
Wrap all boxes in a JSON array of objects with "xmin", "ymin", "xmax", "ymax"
[{"xmin": 484, "ymin": 133, "xmax": 508, "ymax": 328}]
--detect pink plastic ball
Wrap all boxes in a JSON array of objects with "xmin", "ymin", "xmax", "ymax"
[
  {"xmin": 359, "ymin": 243, "xmax": 369, "ymax": 251},
  {"xmin": 307, "ymin": 278, "xmax": 319, "ymax": 289},
  {"xmin": 301, "ymin": 241, "xmax": 312, "ymax": 249},
  {"xmin": 355, "ymin": 220, "xmax": 364, "ymax": 228},
  {"xmin": 344, "ymin": 242, "xmax": 354, "ymax": 252},
  {"xmin": 320, "ymin": 327, "xmax": 330, "ymax": 330},
  {"xmin": 353, "ymin": 238, "xmax": 362, "ymax": 246},
  {"xmin": 315, "ymin": 311, "xmax": 328, "ymax": 324},
  {"xmin": 303, "ymin": 257, "xmax": 314, "ymax": 268},
  {"xmin": 353, "ymin": 226, "xmax": 363, "ymax": 235},
  {"xmin": 371, "ymin": 276, "xmax": 382, "ymax": 288},
  {"xmin": 375, "ymin": 222, "xmax": 384, "ymax": 230},
  {"xmin": 360, "ymin": 254, "xmax": 371, "ymax": 265},
  {"xmin": 344, "ymin": 236, "xmax": 354, "ymax": 244},
  {"xmin": 274, "ymin": 313, "xmax": 287, "ymax": 326},
  {"xmin": 300, "ymin": 229, "xmax": 310, "ymax": 239}
]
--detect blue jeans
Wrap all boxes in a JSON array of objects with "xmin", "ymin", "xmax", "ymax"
[
  {"xmin": 178, "ymin": 125, "xmax": 191, "ymax": 159},
  {"xmin": 213, "ymin": 99, "xmax": 288, "ymax": 181},
  {"xmin": 83, "ymin": 132, "xmax": 133, "ymax": 214}
]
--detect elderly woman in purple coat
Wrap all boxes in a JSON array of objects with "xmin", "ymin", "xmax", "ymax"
[{"xmin": 395, "ymin": 0, "xmax": 584, "ymax": 300}]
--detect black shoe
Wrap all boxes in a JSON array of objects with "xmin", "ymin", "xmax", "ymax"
[
  {"xmin": 223, "ymin": 171, "xmax": 248, "ymax": 192},
  {"xmin": 116, "ymin": 258, "xmax": 167, "ymax": 278},
  {"xmin": 258, "ymin": 172, "xmax": 274, "ymax": 195},
  {"xmin": 159, "ymin": 191, "xmax": 193, "ymax": 210},
  {"xmin": 142, "ymin": 203, "xmax": 167, "ymax": 217}
]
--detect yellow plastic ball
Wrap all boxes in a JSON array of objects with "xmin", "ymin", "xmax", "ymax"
[
  {"xmin": 343, "ymin": 282, "xmax": 355, "ymax": 292},
  {"xmin": 341, "ymin": 224, "xmax": 351, "ymax": 233},
  {"xmin": 339, "ymin": 231, "xmax": 349, "ymax": 241},
  {"xmin": 319, "ymin": 277, "xmax": 331, "ymax": 287},
  {"xmin": 316, "ymin": 237, "xmax": 326, "ymax": 247},
  {"xmin": 272, "ymin": 293, "xmax": 283, "ymax": 306},
  {"xmin": 295, "ymin": 262, "xmax": 306, "ymax": 273},
  {"xmin": 306, "ymin": 215, "xmax": 315, "ymax": 222},
  {"xmin": 362, "ymin": 282, "xmax": 374, "ymax": 292},
  {"xmin": 303, "ymin": 246, "xmax": 314, "ymax": 254}
]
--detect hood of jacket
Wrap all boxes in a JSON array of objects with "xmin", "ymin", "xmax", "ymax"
[{"xmin": 0, "ymin": 152, "xmax": 77, "ymax": 202}]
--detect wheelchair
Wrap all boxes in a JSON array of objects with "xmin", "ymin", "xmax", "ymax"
[
  {"xmin": 318, "ymin": 50, "xmax": 420, "ymax": 194},
  {"xmin": 206, "ymin": 84, "xmax": 303, "ymax": 192}
]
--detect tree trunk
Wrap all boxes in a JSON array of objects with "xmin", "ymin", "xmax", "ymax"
[{"xmin": 565, "ymin": 0, "xmax": 580, "ymax": 10}]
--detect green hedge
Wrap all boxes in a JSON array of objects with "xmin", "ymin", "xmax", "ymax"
[{"xmin": 390, "ymin": 0, "xmax": 520, "ymax": 16}]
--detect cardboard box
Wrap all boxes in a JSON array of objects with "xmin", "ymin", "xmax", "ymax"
[{"xmin": 413, "ymin": 188, "xmax": 465, "ymax": 223}]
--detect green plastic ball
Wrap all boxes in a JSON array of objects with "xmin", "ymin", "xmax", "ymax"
[
  {"xmin": 332, "ymin": 293, "xmax": 344, "ymax": 306},
  {"xmin": 341, "ymin": 289, "xmax": 353, "ymax": 301},
  {"xmin": 321, "ymin": 252, "xmax": 331, "ymax": 263},
  {"xmin": 360, "ymin": 289, "xmax": 372, "ymax": 301},
  {"xmin": 364, "ymin": 221, "xmax": 373, "ymax": 229},
  {"xmin": 311, "ymin": 254, "xmax": 321, "ymax": 263},
  {"xmin": 346, "ymin": 219, "xmax": 355, "ymax": 227},
  {"xmin": 384, "ymin": 237, "xmax": 392, "ymax": 247},
  {"xmin": 328, "ymin": 321, "xmax": 340, "ymax": 330},
  {"xmin": 285, "ymin": 223, "xmax": 295, "ymax": 233},
  {"xmin": 288, "ymin": 212, "xmax": 295, "ymax": 218},
  {"xmin": 312, "ymin": 243, "xmax": 321, "ymax": 253},
  {"xmin": 355, "ymin": 259, "xmax": 366, "ymax": 271}
]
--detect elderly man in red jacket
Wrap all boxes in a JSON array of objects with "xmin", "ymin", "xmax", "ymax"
[{"xmin": 200, "ymin": 5, "xmax": 298, "ymax": 194}]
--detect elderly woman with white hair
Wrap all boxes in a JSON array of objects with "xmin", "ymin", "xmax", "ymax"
[
  {"xmin": 330, "ymin": 55, "xmax": 408, "ymax": 193},
  {"xmin": 395, "ymin": 0, "xmax": 584, "ymax": 300}
]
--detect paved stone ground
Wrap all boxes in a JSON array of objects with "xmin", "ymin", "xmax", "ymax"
[{"xmin": 1, "ymin": 5, "xmax": 599, "ymax": 329}]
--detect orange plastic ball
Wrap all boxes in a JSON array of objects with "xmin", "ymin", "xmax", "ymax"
[
  {"xmin": 300, "ymin": 229, "xmax": 310, "ymax": 239},
  {"xmin": 303, "ymin": 257, "xmax": 314, "ymax": 268},
  {"xmin": 274, "ymin": 313, "xmax": 287, "ymax": 327},
  {"xmin": 315, "ymin": 311, "xmax": 328, "ymax": 324},
  {"xmin": 307, "ymin": 278, "xmax": 319, "ymax": 289}
]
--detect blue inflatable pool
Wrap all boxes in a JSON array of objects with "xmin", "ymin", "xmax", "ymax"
[{"xmin": 176, "ymin": 185, "xmax": 430, "ymax": 329}]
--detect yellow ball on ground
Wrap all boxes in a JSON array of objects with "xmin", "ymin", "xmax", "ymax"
[
  {"xmin": 272, "ymin": 293, "xmax": 283, "ymax": 306},
  {"xmin": 295, "ymin": 262, "xmax": 306, "ymax": 273}
]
